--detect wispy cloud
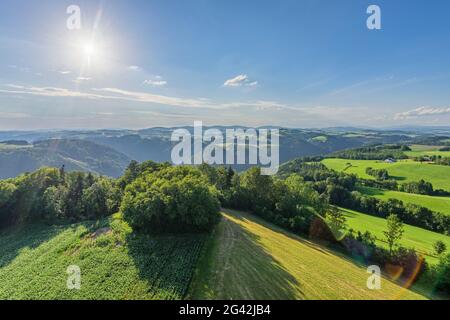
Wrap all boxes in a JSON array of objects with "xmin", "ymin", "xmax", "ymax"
[
  {"xmin": 143, "ymin": 79, "xmax": 167, "ymax": 87},
  {"xmin": 0, "ymin": 84, "xmax": 289, "ymax": 112},
  {"xmin": 0, "ymin": 112, "xmax": 30, "ymax": 119},
  {"xmin": 74, "ymin": 76, "xmax": 92, "ymax": 83},
  {"xmin": 0, "ymin": 85, "xmax": 104, "ymax": 99},
  {"xmin": 223, "ymin": 74, "xmax": 258, "ymax": 87},
  {"xmin": 58, "ymin": 70, "xmax": 72, "ymax": 75},
  {"xmin": 8, "ymin": 65, "xmax": 30, "ymax": 73},
  {"xmin": 127, "ymin": 65, "xmax": 141, "ymax": 71},
  {"xmin": 0, "ymin": 84, "xmax": 385, "ymax": 128},
  {"xmin": 394, "ymin": 106, "xmax": 450, "ymax": 120}
]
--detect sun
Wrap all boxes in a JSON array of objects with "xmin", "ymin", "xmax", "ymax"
[{"xmin": 84, "ymin": 43, "xmax": 96, "ymax": 57}]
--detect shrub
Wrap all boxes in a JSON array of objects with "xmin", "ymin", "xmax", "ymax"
[
  {"xmin": 434, "ymin": 253, "xmax": 450, "ymax": 295},
  {"xmin": 433, "ymin": 240, "xmax": 447, "ymax": 256}
]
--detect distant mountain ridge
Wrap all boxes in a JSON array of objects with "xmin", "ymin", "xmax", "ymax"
[
  {"xmin": 0, "ymin": 139, "xmax": 131, "ymax": 179},
  {"xmin": 0, "ymin": 126, "xmax": 448, "ymax": 179}
]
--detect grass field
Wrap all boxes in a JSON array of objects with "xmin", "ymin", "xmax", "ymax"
[
  {"xmin": 357, "ymin": 186, "xmax": 450, "ymax": 215},
  {"xmin": 322, "ymin": 158, "xmax": 450, "ymax": 191},
  {"xmin": 189, "ymin": 209, "xmax": 426, "ymax": 300},
  {"xmin": 341, "ymin": 208, "xmax": 450, "ymax": 265},
  {"xmin": 311, "ymin": 135, "xmax": 328, "ymax": 143},
  {"xmin": 404, "ymin": 145, "xmax": 450, "ymax": 158},
  {"xmin": 0, "ymin": 215, "xmax": 205, "ymax": 300}
]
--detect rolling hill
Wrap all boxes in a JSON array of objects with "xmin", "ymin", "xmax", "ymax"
[
  {"xmin": 0, "ymin": 139, "xmax": 131, "ymax": 179},
  {"xmin": 322, "ymin": 158, "xmax": 450, "ymax": 191},
  {"xmin": 404, "ymin": 144, "xmax": 450, "ymax": 158},
  {"xmin": 0, "ymin": 127, "xmax": 419, "ymax": 179},
  {"xmin": 189, "ymin": 209, "xmax": 427, "ymax": 300},
  {"xmin": 357, "ymin": 186, "xmax": 450, "ymax": 215},
  {"xmin": 341, "ymin": 208, "xmax": 450, "ymax": 265}
]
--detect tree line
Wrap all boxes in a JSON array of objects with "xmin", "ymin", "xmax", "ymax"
[{"xmin": 329, "ymin": 144, "xmax": 410, "ymax": 160}]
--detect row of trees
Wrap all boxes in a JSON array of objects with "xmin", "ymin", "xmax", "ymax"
[
  {"xmin": 207, "ymin": 166, "xmax": 329, "ymax": 235},
  {"xmin": 398, "ymin": 179, "xmax": 434, "ymax": 195},
  {"xmin": 365, "ymin": 167, "xmax": 390, "ymax": 181},
  {"xmin": 0, "ymin": 167, "xmax": 120, "ymax": 228},
  {"xmin": 329, "ymin": 145, "xmax": 409, "ymax": 160},
  {"xmin": 414, "ymin": 155, "xmax": 450, "ymax": 166}
]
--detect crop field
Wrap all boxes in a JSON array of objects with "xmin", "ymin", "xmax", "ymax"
[
  {"xmin": 322, "ymin": 158, "xmax": 450, "ymax": 191},
  {"xmin": 0, "ymin": 215, "xmax": 205, "ymax": 300},
  {"xmin": 189, "ymin": 209, "xmax": 426, "ymax": 300},
  {"xmin": 341, "ymin": 208, "xmax": 450, "ymax": 265},
  {"xmin": 357, "ymin": 186, "xmax": 450, "ymax": 215}
]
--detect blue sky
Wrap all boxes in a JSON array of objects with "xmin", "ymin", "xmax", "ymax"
[{"xmin": 0, "ymin": 0, "xmax": 449, "ymax": 129}]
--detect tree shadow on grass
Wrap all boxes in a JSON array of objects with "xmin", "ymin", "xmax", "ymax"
[
  {"xmin": 0, "ymin": 223, "xmax": 65, "ymax": 268},
  {"xmin": 223, "ymin": 208, "xmax": 332, "ymax": 257},
  {"xmin": 125, "ymin": 231, "xmax": 206, "ymax": 300},
  {"xmin": 191, "ymin": 211, "xmax": 304, "ymax": 300},
  {"xmin": 0, "ymin": 219, "xmax": 105, "ymax": 270}
]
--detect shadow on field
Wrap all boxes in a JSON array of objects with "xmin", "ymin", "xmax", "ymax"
[
  {"xmin": 0, "ymin": 223, "xmax": 63, "ymax": 268},
  {"xmin": 125, "ymin": 232, "xmax": 206, "ymax": 300},
  {"xmin": 224, "ymin": 208, "xmax": 332, "ymax": 257},
  {"xmin": 193, "ymin": 210, "xmax": 304, "ymax": 300},
  {"xmin": 237, "ymin": 227, "xmax": 304, "ymax": 299}
]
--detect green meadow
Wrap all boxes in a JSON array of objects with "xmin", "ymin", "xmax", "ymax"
[
  {"xmin": 404, "ymin": 145, "xmax": 450, "ymax": 158},
  {"xmin": 322, "ymin": 158, "xmax": 450, "ymax": 191},
  {"xmin": 341, "ymin": 208, "xmax": 450, "ymax": 265},
  {"xmin": 357, "ymin": 186, "xmax": 450, "ymax": 215}
]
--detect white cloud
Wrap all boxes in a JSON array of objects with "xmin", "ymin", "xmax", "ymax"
[
  {"xmin": 143, "ymin": 79, "xmax": 167, "ymax": 87},
  {"xmin": 74, "ymin": 76, "xmax": 92, "ymax": 83},
  {"xmin": 394, "ymin": 106, "xmax": 450, "ymax": 120},
  {"xmin": 127, "ymin": 65, "xmax": 141, "ymax": 71},
  {"xmin": 58, "ymin": 70, "xmax": 72, "ymax": 75},
  {"xmin": 224, "ymin": 74, "xmax": 258, "ymax": 87}
]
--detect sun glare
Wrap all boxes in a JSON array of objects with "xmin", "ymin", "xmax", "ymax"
[{"xmin": 84, "ymin": 43, "xmax": 96, "ymax": 57}]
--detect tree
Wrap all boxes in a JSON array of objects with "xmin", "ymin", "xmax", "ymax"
[
  {"xmin": 43, "ymin": 185, "xmax": 67, "ymax": 220},
  {"xmin": 240, "ymin": 167, "xmax": 274, "ymax": 210},
  {"xmin": 0, "ymin": 181, "xmax": 16, "ymax": 208},
  {"xmin": 83, "ymin": 178, "xmax": 115, "ymax": 219},
  {"xmin": 325, "ymin": 207, "xmax": 347, "ymax": 240},
  {"xmin": 433, "ymin": 240, "xmax": 447, "ymax": 256},
  {"xmin": 384, "ymin": 214, "xmax": 404, "ymax": 254},
  {"xmin": 59, "ymin": 164, "xmax": 66, "ymax": 182},
  {"xmin": 121, "ymin": 166, "xmax": 220, "ymax": 233},
  {"xmin": 66, "ymin": 173, "xmax": 85, "ymax": 218}
]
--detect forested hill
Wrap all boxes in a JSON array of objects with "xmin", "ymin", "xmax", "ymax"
[
  {"xmin": 1, "ymin": 127, "xmax": 446, "ymax": 179},
  {"xmin": 0, "ymin": 139, "xmax": 131, "ymax": 179}
]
